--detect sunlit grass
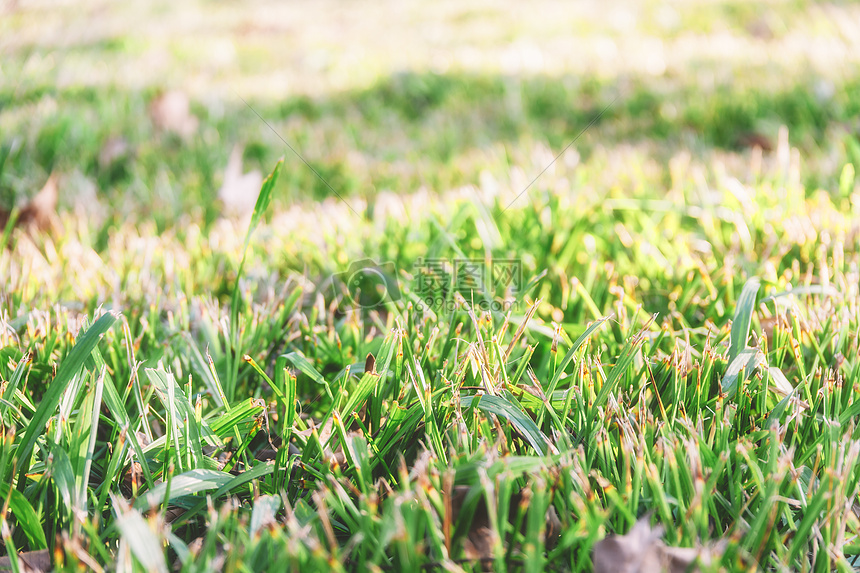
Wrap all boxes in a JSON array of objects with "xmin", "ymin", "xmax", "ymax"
[
  {"xmin": 3, "ymin": 0, "xmax": 860, "ymax": 571},
  {"xmin": 2, "ymin": 138, "xmax": 860, "ymax": 569}
]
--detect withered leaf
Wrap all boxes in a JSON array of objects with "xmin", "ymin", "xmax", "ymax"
[
  {"xmin": 449, "ymin": 485, "xmax": 561, "ymax": 569},
  {"xmin": 593, "ymin": 518, "xmax": 665, "ymax": 573},
  {"xmin": 217, "ymin": 145, "xmax": 263, "ymax": 220},
  {"xmin": 593, "ymin": 517, "xmax": 722, "ymax": 573},
  {"xmin": 98, "ymin": 136, "xmax": 131, "ymax": 169},
  {"xmin": 0, "ymin": 549, "xmax": 52, "ymax": 573},
  {"xmin": 736, "ymin": 132, "xmax": 773, "ymax": 152},
  {"xmin": 16, "ymin": 173, "xmax": 60, "ymax": 233},
  {"xmin": 149, "ymin": 90, "xmax": 198, "ymax": 139}
]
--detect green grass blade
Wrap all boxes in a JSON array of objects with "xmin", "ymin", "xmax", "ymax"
[
  {"xmin": 4, "ymin": 489, "xmax": 46, "ymax": 550},
  {"xmin": 592, "ymin": 325, "xmax": 649, "ymax": 415},
  {"xmin": 722, "ymin": 348, "xmax": 765, "ymax": 399},
  {"xmin": 462, "ymin": 394, "xmax": 550, "ymax": 455},
  {"xmin": 145, "ymin": 368, "xmax": 206, "ymax": 468},
  {"xmin": 49, "ymin": 445, "xmax": 77, "ymax": 518},
  {"xmin": 546, "ymin": 316, "xmax": 610, "ymax": 396},
  {"xmin": 227, "ymin": 158, "xmax": 284, "ymax": 402},
  {"xmin": 91, "ymin": 346, "xmax": 155, "ymax": 490},
  {"xmin": 728, "ymin": 277, "xmax": 760, "ymax": 363},
  {"xmin": 206, "ymin": 397, "xmax": 264, "ymax": 438},
  {"xmin": 281, "ymin": 351, "xmax": 333, "ymax": 399},
  {"xmin": 75, "ymin": 367, "xmax": 105, "ymax": 516},
  {"xmin": 16, "ymin": 312, "xmax": 118, "ymax": 491},
  {"xmin": 340, "ymin": 334, "xmax": 397, "ymax": 422},
  {"xmin": 112, "ymin": 495, "xmax": 169, "ymax": 573},
  {"xmin": 133, "ymin": 468, "xmax": 233, "ymax": 511},
  {"xmin": 0, "ymin": 352, "xmax": 31, "ymax": 425}
]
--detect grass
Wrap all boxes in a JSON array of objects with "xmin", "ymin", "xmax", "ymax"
[
  {"xmin": 3, "ymin": 72, "xmax": 860, "ymax": 228},
  {"xmin": 3, "ymin": 0, "xmax": 860, "ymax": 571}
]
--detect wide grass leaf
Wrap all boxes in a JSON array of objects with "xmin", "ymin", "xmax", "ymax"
[
  {"xmin": 546, "ymin": 316, "xmax": 610, "ymax": 396},
  {"xmin": 134, "ymin": 469, "xmax": 233, "ymax": 510},
  {"xmin": 282, "ymin": 351, "xmax": 332, "ymax": 397},
  {"xmin": 462, "ymin": 394, "xmax": 550, "ymax": 455},
  {"xmin": 16, "ymin": 312, "xmax": 118, "ymax": 490},
  {"xmin": 728, "ymin": 277, "xmax": 760, "ymax": 363},
  {"xmin": 722, "ymin": 348, "xmax": 766, "ymax": 399},
  {"xmin": 171, "ymin": 461, "xmax": 275, "ymax": 528},
  {"xmin": 4, "ymin": 489, "xmax": 47, "ymax": 549},
  {"xmin": 113, "ymin": 496, "xmax": 169, "ymax": 573}
]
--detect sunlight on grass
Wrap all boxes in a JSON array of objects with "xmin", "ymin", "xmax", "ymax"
[{"xmin": 2, "ymin": 0, "xmax": 860, "ymax": 571}]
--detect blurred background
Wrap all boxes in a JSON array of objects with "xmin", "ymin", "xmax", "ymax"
[{"xmin": 2, "ymin": 0, "xmax": 860, "ymax": 230}]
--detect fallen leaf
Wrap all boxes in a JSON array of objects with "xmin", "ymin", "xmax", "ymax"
[
  {"xmin": 593, "ymin": 518, "xmax": 665, "ymax": 573},
  {"xmin": 98, "ymin": 136, "xmax": 131, "ymax": 169},
  {"xmin": 545, "ymin": 503, "xmax": 562, "ymax": 549},
  {"xmin": 218, "ymin": 145, "xmax": 263, "ymax": 220},
  {"xmin": 19, "ymin": 173, "xmax": 60, "ymax": 233},
  {"xmin": 0, "ymin": 549, "xmax": 52, "ymax": 572},
  {"xmin": 163, "ymin": 506, "xmax": 186, "ymax": 523},
  {"xmin": 593, "ymin": 517, "xmax": 722, "ymax": 573},
  {"xmin": 149, "ymin": 90, "xmax": 198, "ymax": 139},
  {"xmin": 746, "ymin": 17, "xmax": 774, "ymax": 40},
  {"xmin": 449, "ymin": 485, "xmax": 562, "ymax": 568},
  {"xmin": 452, "ymin": 486, "xmax": 494, "ymax": 565},
  {"xmin": 736, "ymin": 132, "xmax": 773, "ymax": 152},
  {"xmin": 120, "ymin": 461, "xmax": 146, "ymax": 497}
]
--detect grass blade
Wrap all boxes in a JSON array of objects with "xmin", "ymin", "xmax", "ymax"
[
  {"xmin": 133, "ymin": 469, "xmax": 233, "ymax": 511},
  {"xmin": 546, "ymin": 316, "xmax": 610, "ymax": 396},
  {"xmin": 227, "ymin": 158, "xmax": 284, "ymax": 401},
  {"xmin": 16, "ymin": 312, "xmax": 118, "ymax": 491},
  {"xmin": 728, "ymin": 277, "xmax": 760, "ymax": 363},
  {"xmin": 112, "ymin": 496, "xmax": 169, "ymax": 573},
  {"xmin": 462, "ymin": 394, "xmax": 550, "ymax": 455},
  {"xmin": 722, "ymin": 348, "xmax": 765, "ymax": 399}
]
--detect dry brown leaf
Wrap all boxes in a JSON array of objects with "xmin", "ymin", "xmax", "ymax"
[
  {"xmin": 593, "ymin": 518, "xmax": 665, "ymax": 573},
  {"xmin": 14, "ymin": 173, "xmax": 60, "ymax": 233},
  {"xmin": 217, "ymin": 145, "xmax": 263, "ymax": 220},
  {"xmin": 451, "ymin": 486, "xmax": 494, "ymax": 564},
  {"xmin": 149, "ymin": 90, "xmax": 198, "ymax": 139},
  {"xmin": 0, "ymin": 549, "xmax": 52, "ymax": 573},
  {"xmin": 163, "ymin": 506, "xmax": 186, "ymax": 523},
  {"xmin": 593, "ymin": 517, "xmax": 721, "ymax": 573},
  {"xmin": 98, "ymin": 136, "xmax": 131, "ymax": 169},
  {"xmin": 736, "ymin": 132, "xmax": 773, "ymax": 153},
  {"xmin": 449, "ymin": 485, "xmax": 562, "ymax": 569},
  {"xmin": 746, "ymin": 17, "xmax": 774, "ymax": 41},
  {"xmin": 120, "ymin": 461, "xmax": 146, "ymax": 497}
]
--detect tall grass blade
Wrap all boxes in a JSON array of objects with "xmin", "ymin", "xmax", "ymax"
[
  {"xmin": 728, "ymin": 277, "xmax": 760, "ymax": 363},
  {"xmin": 462, "ymin": 394, "xmax": 550, "ymax": 455},
  {"xmin": 16, "ymin": 312, "xmax": 118, "ymax": 490},
  {"xmin": 227, "ymin": 158, "xmax": 284, "ymax": 401},
  {"xmin": 112, "ymin": 496, "xmax": 169, "ymax": 573}
]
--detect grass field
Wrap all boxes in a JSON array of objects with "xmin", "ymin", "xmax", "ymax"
[{"xmin": 3, "ymin": 0, "xmax": 860, "ymax": 571}]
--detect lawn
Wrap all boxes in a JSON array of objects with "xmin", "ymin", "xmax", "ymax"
[{"xmin": 2, "ymin": 0, "xmax": 860, "ymax": 571}]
